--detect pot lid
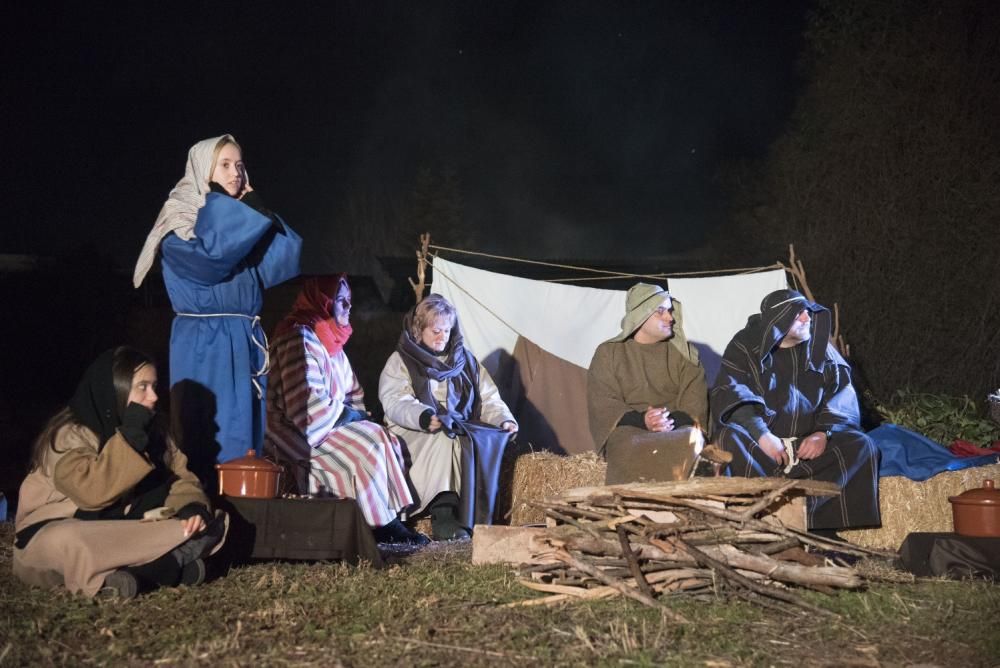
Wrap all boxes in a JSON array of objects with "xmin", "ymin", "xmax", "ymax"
[
  {"xmin": 948, "ymin": 479, "xmax": 1000, "ymax": 507},
  {"xmin": 215, "ymin": 450, "xmax": 282, "ymax": 472}
]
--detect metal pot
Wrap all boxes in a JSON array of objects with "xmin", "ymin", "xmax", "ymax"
[
  {"xmin": 216, "ymin": 450, "xmax": 282, "ymax": 499},
  {"xmin": 948, "ymin": 479, "xmax": 1000, "ymax": 538}
]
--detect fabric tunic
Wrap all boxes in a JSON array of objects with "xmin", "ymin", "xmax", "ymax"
[
  {"xmin": 13, "ymin": 424, "xmax": 209, "ymax": 597},
  {"xmin": 379, "ymin": 351, "xmax": 516, "ymax": 516},
  {"xmin": 265, "ymin": 327, "xmax": 414, "ymax": 527},
  {"xmin": 710, "ymin": 292, "xmax": 880, "ymax": 530},
  {"xmin": 161, "ymin": 193, "xmax": 301, "ymax": 464},
  {"xmin": 587, "ymin": 338, "xmax": 709, "ymax": 482}
]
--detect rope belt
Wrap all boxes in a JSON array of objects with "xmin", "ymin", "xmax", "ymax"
[
  {"xmin": 781, "ymin": 437, "xmax": 800, "ymax": 474},
  {"xmin": 175, "ymin": 312, "xmax": 270, "ymax": 398}
]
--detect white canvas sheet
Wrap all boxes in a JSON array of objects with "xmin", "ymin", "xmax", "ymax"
[
  {"xmin": 669, "ymin": 270, "xmax": 788, "ymax": 382},
  {"xmin": 430, "ymin": 257, "xmax": 787, "ymax": 383},
  {"xmin": 431, "ymin": 257, "xmax": 623, "ymax": 370}
]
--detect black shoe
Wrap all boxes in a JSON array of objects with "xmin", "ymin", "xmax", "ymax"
[
  {"xmin": 373, "ymin": 518, "xmax": 431, "ymax": 545},
  {"xmin": 179, "ymin": 558, "xmax": 206, "ymax": 587},
  {"xmin": 405, "ymin": 527, "xmax": 432, "ymax": 546},
  {"xmin": 99, "ymin": 570, "xmax": 139, "ymax": 599},
  {"xmin": 428, "ymin": 494, "xmax": 471, "ymax": 541}
]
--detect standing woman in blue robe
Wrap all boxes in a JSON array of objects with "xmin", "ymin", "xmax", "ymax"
[{"xmin": 133, "ymin": 135, "xmax": 301, "ymax": 474}]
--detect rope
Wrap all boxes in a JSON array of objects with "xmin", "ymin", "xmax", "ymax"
[
  {"xmin": 427, "ymin": 244, "xmax": 782, "ymax": 279},
  {"xmin": 427, "ymin": 259, "xmax": 528, "ymax": 341}
]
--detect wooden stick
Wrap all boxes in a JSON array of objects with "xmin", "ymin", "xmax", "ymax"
[
  {"xmin": 750, "ymin": 537, "xmax": 802, "ymax": 556},
  {"xmin": 738, "ymin": 479, "xmax": 800, "ymax": 521},
  {"xmin": 407, "ymin": 232, "xmax": 431, "ymax": 304},
  {"xmin": 544, "ymin": 509, "xmax": 605, "ymax": 540},
  {"xmin": 557, "ymin": 549, "xmax": 690, "ymax": 620},
  {"xmin": 616, "ymin": 525, "xmax": 657, "ymax": 600},
  {"xmin": 672, "ymin": 537, "xmax": 838, "ymax": 618},
  {"xmin": 528, "ymin": 502, "xmax": 611, "ymax": 521}
]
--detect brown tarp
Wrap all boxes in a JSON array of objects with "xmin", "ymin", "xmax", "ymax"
[{"xmin": 509, "ymin": 336, "xmax": 592, "ymax": 455}]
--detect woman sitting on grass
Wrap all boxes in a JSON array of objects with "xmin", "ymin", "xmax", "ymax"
[{"xmin": 12, "ymin": 346, "xmax": 226, "ymax": 599}]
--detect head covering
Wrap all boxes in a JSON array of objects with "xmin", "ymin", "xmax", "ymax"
[
  {"xmin": 68, "ymin": 348, "xmax": 121, "ymax": 445},
  {"xmin": 273, "ymin": 274, "xmax": 354, "ymax": 355},
  {"xmin": 608, "ymin": 282, "xmax": 699, "ymax": 364},
  {"xmin": 752, "ymin": 289, "xmax": 831, "ymax": 371},
  {"xmin": 132, "ymin": 134, "xmax": 239, "ymax": 288},
  {"xmin": 395, "ymin": 305, "xmax": 480, "ymax": 428},
  {"xmin": 610, "ymin": 283, "xmax": 671, "ymax": 341}
]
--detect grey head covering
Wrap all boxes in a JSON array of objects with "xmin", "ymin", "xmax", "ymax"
[{"xmin": 608, "ymin": 282, "xmax": 699, "ymax": 364}]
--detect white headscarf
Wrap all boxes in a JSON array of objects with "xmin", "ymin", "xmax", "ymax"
[{"xmin": 132, "ymin": 134, "xmax": 237, "ymax": 288}]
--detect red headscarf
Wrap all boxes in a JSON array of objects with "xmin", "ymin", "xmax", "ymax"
[{"xmin": 274, "ymin": 274, "xmax": 353, "ymax": 355}]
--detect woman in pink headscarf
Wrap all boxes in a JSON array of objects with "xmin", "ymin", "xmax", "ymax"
[{"xmin": 265, "ymin": 275, "xmax": 426, "ymax": 545}]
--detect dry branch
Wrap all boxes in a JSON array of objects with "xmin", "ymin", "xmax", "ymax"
[
  {"xmin": 514, "ymin": 478, "xmax": 888, "ymax": 614},
  {"xmin": 407, "ymin": 232, "xmax": 431, "ymax": 304}
]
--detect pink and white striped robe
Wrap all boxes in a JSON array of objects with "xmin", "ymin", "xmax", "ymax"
[{"xmin": 265, "ymin": 326, "xmax": 413, "ymax": 527}]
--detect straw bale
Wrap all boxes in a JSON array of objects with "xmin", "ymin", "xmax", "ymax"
[
  {"xmin": 842, "ymin": 462, "xmax": 1000, "ymax": 550},
  {"xmin": 413, "ymin": 517, "xmax": 433, "ymax": 536},
  {"xmin": 509, "ymin": 452, "xmax": 607, "ymax": 525}
]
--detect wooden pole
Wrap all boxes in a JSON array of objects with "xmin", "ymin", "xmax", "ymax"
[
  {"xmin": 407, "ymin": 232, "xmax": 431, "ymax": 305},
  {"xmin": 779, "ymin": 244, "xmax": 850, "ymax": 357}
]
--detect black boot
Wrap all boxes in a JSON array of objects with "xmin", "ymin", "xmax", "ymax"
[
  {"xmin": 124, "ymin": 552, "xmax": 183, "ymax": 591},
  {"xmin": 427, "ymin": 493, "xmax": 470, "ymax": 541},
  {"xmin": 179, "ymin": 558, "xmax": 207, "ymax": 587},
  {"xmin": 98, "ymin": 570, "xmax": 139, "ymax": 599}
]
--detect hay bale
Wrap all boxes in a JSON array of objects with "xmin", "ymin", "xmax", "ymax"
[
  {"xmin": 509, "ymin": 452, "xmax": 607, "ymax": 525},
  {"xmin": 412, "ymin": 517, "xmax": 433, "ymax": 537},
  {"xmin": 842, "ymin": 462, "xmax": 1000, "ymax": 550}
]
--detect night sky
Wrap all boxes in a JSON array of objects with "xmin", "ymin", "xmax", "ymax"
[{"xmin": 2, "ymin": 1, "xmax": 808, "ymax": 271}]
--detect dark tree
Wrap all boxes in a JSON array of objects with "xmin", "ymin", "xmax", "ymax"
[{"xmin": 724, "ymin": 0, "xmax": 1000, "ymax": 400}]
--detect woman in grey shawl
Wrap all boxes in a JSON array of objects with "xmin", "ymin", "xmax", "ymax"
[{"xmin": 378, "ymin": 294, "xmax": 517, "ymax": 540}]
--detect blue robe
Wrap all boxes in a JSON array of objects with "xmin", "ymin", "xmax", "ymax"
[{"xmin": 161, "ymin": 193, "xmax": 301, "ymax": 465}]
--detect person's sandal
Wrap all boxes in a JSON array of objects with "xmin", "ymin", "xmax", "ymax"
[{"xmin": 99, "ymin": 570, "xmax": 139, "ymax": 599}]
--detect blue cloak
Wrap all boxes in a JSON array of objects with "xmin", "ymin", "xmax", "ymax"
[{"xmin": 161, "ymin": 193, "xmax": 301, "ymax": 464}]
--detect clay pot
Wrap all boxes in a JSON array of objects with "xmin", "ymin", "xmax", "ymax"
[
  {"xmin": 216, "ymin": 450, "xmax": 282, "ymax": 499},
  {"xmin": 948, "ymin": 479, "xmax": 1000, "ymax": 538}
]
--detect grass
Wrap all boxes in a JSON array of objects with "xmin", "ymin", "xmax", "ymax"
[{"xmin": 2, "ymin": 524, "xmax": 998, "ymax": 666}]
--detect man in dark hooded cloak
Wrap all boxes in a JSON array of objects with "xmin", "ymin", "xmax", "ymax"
[{"xmin": 711, "ymin": 289, "xmax": 880, "ymax": 532}]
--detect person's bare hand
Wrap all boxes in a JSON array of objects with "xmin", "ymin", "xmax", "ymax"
[
  {"xmin": 797, "ymin": 431, "xmax": 828, "ymax": 460},
  {"xmin": 757, "ymin": 432, "xmax": 788, "ymax": 465},
  {"xmin": 428, "ymin": 415, "xmax": 442, "ymax": 433},
  {"xmin": 238, "ymin": 165, "xmax": 253, "ymax": 198},
  {"xmin": 182, "ymin": 515, "xmax": 206, "ymax": 538},
  {"xmin": 644, "ymin": 406, "xmax": 675, "ymax": 432}
]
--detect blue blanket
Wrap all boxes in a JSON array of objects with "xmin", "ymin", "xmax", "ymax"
[{"xmin": 869, "ymin": 424, "xmax": 1000, "ymax": 481}]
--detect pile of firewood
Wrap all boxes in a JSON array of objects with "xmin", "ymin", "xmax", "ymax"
[{"xmin": 511, "ymin": 478, "xmax": 889, "ymax": 620}]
